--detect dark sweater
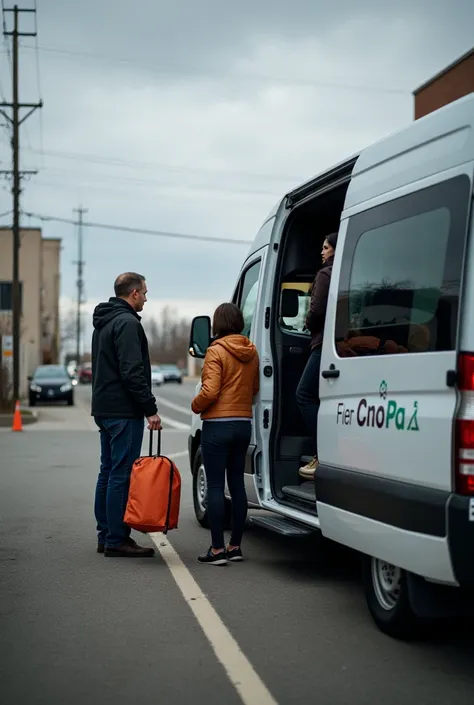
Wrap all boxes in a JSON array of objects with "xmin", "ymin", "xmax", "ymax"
[
  {"xmin": 305, "ymin": 256, "xmax": 334, "ymax": 350},
  {"xmin": 91, "ymin": 297, "xmax": 157, "ymax": 419}
]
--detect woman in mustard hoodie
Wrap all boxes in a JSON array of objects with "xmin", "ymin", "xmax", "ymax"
[{"xmin": 191, "ymin": 303, "xmax": 259, "ymax": 565}]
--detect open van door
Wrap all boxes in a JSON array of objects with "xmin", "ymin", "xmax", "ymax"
[
  {"xmin": 229, "ymin": 211, "xmax": 289, "ymax": 506},
  {"xmin": 237, "ymin": 203, "xmax": 290, "ymax": 507}
]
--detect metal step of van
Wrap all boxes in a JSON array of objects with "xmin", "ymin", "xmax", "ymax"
[
  {"xmin": 250, "ymin": 514, "xmax": 315, "ymax": 537},
  {"xmin": 282, "ymin": 482, "xmax": 316, "ymax": 505}
]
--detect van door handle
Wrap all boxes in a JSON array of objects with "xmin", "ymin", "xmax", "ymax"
[{"xmin": 321, "ymin": 365, "xmax": 340, "ymax": 379}]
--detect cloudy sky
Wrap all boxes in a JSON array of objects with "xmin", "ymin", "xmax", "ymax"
[{"xmin": 0, "ymin": 0, "xmax": 473, "ymax": 350}]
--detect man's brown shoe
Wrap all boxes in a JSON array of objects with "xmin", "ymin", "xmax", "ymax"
[
  {"xmin": 104, "ymin": 541, "xmax": 155, "ymax": 558},
  {"xmin": 97, "ymin": 537, "xmax": 138, "ymax": 554}
]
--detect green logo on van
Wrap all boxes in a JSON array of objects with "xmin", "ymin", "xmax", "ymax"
[{"xmin": 336, "ymin": 380, "xmax": 419, "ymax": 432}]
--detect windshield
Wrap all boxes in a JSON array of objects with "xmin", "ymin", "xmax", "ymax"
[{"xmin": 34, "ymin": 366, "xmax": 68, "ymax": 379}]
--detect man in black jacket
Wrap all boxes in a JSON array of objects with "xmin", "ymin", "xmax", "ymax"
[{"xmin": 91, "ymin": 272, "xmax": 161, "ymax": 557}]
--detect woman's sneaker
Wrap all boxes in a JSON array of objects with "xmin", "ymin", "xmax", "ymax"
[
  {"xmin": 226, "ymin": 547, "xmax": 243, "ymax": 562},
  {"xmin": 198, "ymin": 547, "xmax": 228, "ymax": 566}
]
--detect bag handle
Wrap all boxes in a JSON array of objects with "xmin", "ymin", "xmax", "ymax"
[{"xmin": 148, "ymin": 428, "xmax": 162, "ymax": 457}]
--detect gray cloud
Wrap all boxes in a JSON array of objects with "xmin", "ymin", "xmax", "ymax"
[{"xmin": 0, "ymin": 0, "xmax": 473, "ymax": 335}]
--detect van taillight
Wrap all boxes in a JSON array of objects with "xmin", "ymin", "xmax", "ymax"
[
  {"xmin": 458, "ymin": 353, "xmax": 474, "ymax": 391},
  {"xmin": 455, "ymin": 354, "xmax": 474, "ymax": 495}
]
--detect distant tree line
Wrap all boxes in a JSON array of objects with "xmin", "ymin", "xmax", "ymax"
[
  {"xmin": 60, "ymin": 305, "xmax": 191, "ymax": 369},
  {"xmin": 143, "ymin": 306, "xmax": 190, "ymax": 368}
]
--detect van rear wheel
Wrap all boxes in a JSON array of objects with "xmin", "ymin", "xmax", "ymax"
[
  {"xmin": 192, "ymin": 447, "xmax": 232, "ymax": 529},
  {"xmin": 362, "ymin": 555, "xmax": 423, "ymax": 640}
]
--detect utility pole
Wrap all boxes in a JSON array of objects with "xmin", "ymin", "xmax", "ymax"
[
  {"xmin": 73, "ymin": 206, "xmax": 87, "ymax": 368},
  {"xmin": 0, "ymin": 4, "xmax": 42, "ymax": 406}
]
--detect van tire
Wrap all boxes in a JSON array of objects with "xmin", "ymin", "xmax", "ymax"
[
  {"xmin": 362, "ymin": 555, "xmax": 423, "ymax": 640},
  {"xmin": 192, "ymin": 447, "xmax": 232, "ymax": 529}
]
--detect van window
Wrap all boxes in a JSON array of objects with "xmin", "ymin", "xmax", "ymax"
[
  {"xmin": 237, "ymin": 260, "xmax": 261, "ymax": 337},
  {"xmin": 335, "ymin": 175, "xmax": 471, "ymax": 356}
]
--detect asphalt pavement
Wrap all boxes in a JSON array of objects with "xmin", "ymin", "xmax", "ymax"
[{"xmin": 1, "ymin": 380, "xmax": 473, "ymax": 705}]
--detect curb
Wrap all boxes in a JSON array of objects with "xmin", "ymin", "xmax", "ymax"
[{"xmin": 0, "ymin": 407, "xmax": 38, "ymax": 428}]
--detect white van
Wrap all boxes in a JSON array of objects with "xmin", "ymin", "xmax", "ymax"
[{"xmin": 188, "ymin": 92, "xmax": 474, "ymax": 638}]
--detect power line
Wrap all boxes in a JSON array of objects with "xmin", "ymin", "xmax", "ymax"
[
  {"xmin": 28, "ymin": 168, "xmax": 281, "ymax": 199},
  {"xmin": 17, "ymin": 43, "xmax": 410, "ymax": 95},
  {"xmin": 17, "ymin": 169, "xmax": 281, "ymax": 203},
  {"xmin": 20, "ymin": 210, "xmax": 253, "ymax": 245},
  {"xmin": 23, "ymin": 146, "xmax": 302, "ymax": 183}
]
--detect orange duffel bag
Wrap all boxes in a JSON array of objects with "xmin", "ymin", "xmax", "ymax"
[{"xmin": 124, "ymin": 429, "xmax": 181, "ymax": 534}]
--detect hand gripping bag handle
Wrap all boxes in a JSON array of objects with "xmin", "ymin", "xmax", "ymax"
[{"xmin": 148, "ymin": 428, "xmax": 162, "ymax": 457}]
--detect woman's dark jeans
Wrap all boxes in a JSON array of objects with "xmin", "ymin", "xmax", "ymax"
[
  {"xmin": 201, "ymin": 420, "xmax": 252, "ymax": 550},
  {"xmin": 296, "ymin": 346, "xmax": 322, "ymax": 457}
]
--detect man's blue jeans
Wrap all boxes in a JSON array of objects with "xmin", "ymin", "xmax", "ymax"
[{"xmin": 94, "ymin": 418, "xmax": 144, "ymax": 547}]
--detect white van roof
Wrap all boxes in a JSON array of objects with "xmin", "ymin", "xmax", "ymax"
[{"xmin": 346, "ymin": 92, "xmax": 474, "ymax": 210}]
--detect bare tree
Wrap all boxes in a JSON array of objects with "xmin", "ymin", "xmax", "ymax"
[
  {"xmin": 60, "ymin": 309, "xmax": 78, "ymax": 358},
  {"xmin": 144, "ymin": 306, "xmax": 191, "ymax": 367}
]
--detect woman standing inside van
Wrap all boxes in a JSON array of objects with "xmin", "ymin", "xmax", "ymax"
[
  {"xmin": 191, "ymin": 303, "xmax": 259, "ymax": 565},
  {"xmin": 297, "ymin": 232, "xmax": 338, "ymax": 479}
]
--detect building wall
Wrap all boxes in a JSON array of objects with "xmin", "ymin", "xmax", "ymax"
[
  {"xmin": 0, "ymin": 228, "xmax": 61, "ymax": 396},
  {"xmin": 41, "ymin": 238, "xmax": 61, "ymax": 364},
  {"xmin": 414, "ymin": 51, "xmax": 474, "ymax": 119},
  {"xmin": 0, "ymin": 228, "xmax": 42, "ymax": 390}
]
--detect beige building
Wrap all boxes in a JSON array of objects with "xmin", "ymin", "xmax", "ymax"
[{"xmin": 0, "ymin": 227, "xmax": 61, "ymax": 395}]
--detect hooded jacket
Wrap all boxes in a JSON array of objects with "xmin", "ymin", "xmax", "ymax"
[
  {"xmin": 305, "ymin": 255, "xmax": 334, "ymax": 350},
  {"xmin": 91, "ymin": 297, "xmax": 157, "ymax": 419},
  {"xmin": 191, "ymin": 334, "xmax": 259, "ymax": 419}
]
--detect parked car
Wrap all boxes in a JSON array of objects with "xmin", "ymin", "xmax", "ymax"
[
  {"xmin": 159, "ymin": 364, "xmax": 183, "ymax": 384},
  {"xmin": 78, "ymin": 362, "xmax": 92, "ymax": 384},
  {"xmin": 28, "ymin": 365, "xmax": 75, "ymax": 406},
  {"xmin": 151, "ymin": 365, "xmax": 164, "ymax": 386}
]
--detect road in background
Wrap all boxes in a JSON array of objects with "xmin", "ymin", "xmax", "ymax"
[{"xmin": 1, "ymin": 380, "xmax": 473, "ymax": 705}]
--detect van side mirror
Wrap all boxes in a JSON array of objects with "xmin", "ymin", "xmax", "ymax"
[
  {"xmin": 189, "ymin": 315, "xmax": 211, "ymax": 359},
  {"xmin": 281, "ymin": 289, "xmax": 300, "ymax": 318},
  {"xmin": 27, "ymin": 375, "xmax": 32, "ymax": 382}
]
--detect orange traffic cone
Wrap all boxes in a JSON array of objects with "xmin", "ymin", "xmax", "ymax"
[{"xmin": 12, "ymin": 400, "xmax": 23, "ymax": 432}]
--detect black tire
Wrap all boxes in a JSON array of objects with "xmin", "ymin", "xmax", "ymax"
[
  {"xmin": 67, "ymin": 395, "xmax": 74, "ymax": 406},
  {"xmin": 29, "ymin": 397, "xmax": 36, "ymax": 407},
  {"xmin": 362, "ymin": 554, "xmax": 423, "ymax": 640},
  {"xmin": 192, "ymin": 446, "xmax": 232, "ymax": 529}
]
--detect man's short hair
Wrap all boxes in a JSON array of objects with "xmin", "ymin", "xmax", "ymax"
[{"xmin": 114, "ymin": 272, "xmax": 146, "ymax": 298}]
